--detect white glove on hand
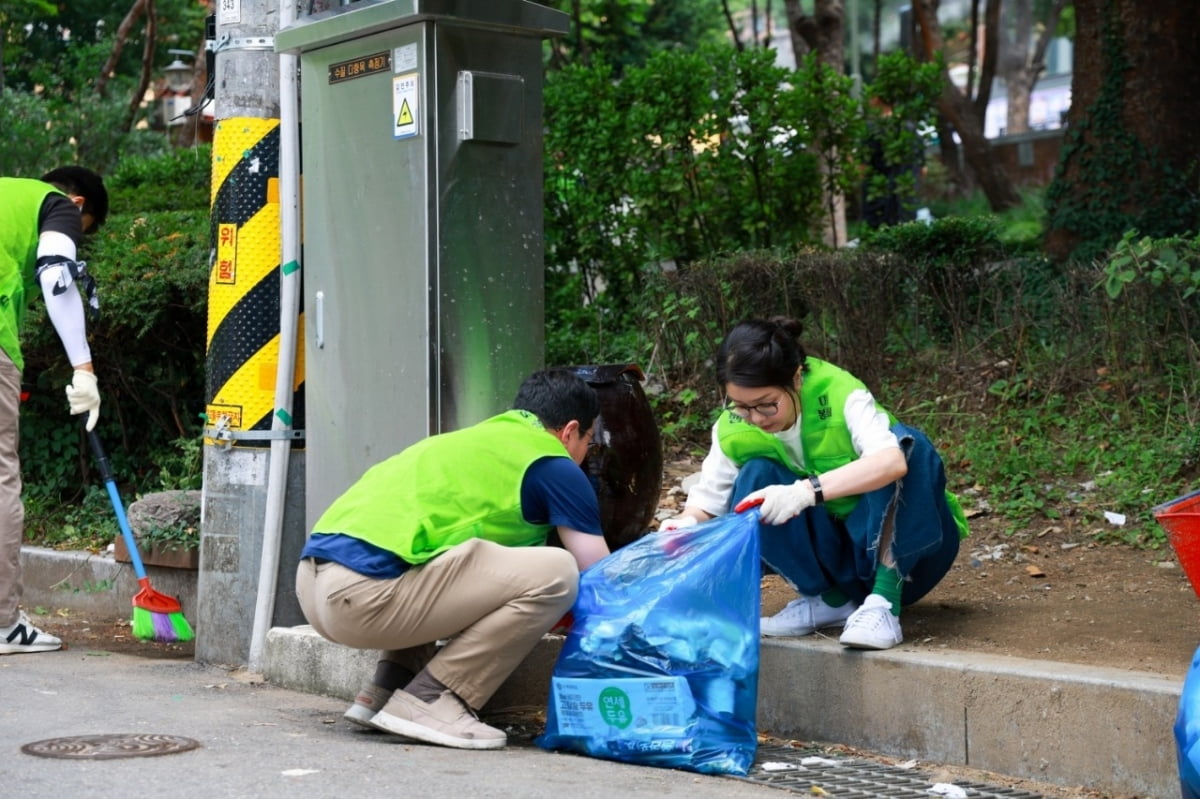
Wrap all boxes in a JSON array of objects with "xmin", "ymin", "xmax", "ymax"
[
  {"xmin": 66, "ymin": 369, "xmax": 100, "ymax": 431},
  {"xmin": 659, "ymin": 514, "xmax": 699, "ymax": 532},
  {"xmin": 740, "ymin": 479, "xmax": 816, "ymax": 525}
]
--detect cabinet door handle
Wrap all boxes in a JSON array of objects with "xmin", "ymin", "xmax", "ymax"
[{"xmin": 315, "ymin": 290, "xmax": 325, "ymax": 349}]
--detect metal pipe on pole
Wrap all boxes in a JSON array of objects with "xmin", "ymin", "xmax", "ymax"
[{"xmin": 247, "ymin": 0, "xmax": 302, "ymax": 672}]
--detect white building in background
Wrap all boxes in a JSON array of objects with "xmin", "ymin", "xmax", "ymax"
[
  {"xmin": 982, "ymin": 72, "xmax": 1072, "ymax": 138},
  {"xmin": 739, "ymin": 4, "xmax": 1074, "ymax": 143}
]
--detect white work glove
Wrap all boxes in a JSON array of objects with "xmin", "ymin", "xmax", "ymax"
[
  {"xmin": 659, "ymin": 514, "xmax": 699, "ymax": 533},
  {"xmin": 736, "ymin": 479, "xmax": 816, "ymax": 525},
  {"xmin": 66, "ymin": 369, "xmax": 101, "ymax": 431}
]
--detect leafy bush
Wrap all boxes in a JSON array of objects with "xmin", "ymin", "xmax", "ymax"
[
  {"xmin": 107, "ymin": 146, "xmax": 213, "ymax": 213},
  {"xmin": 543, "ymin": 45, "xmax": 843, "ymax": 365},
  {"xmin": 0, "ymin": 89, "xmax": 78, "ymax": 177},
  {"xmin": 860, "ymin": 216, "xmax": 1007, "ymax": 347},
  {"xmin": 1102, "ymin": 229, "xmax": 1200, "ymax": 302},
  {"xmin": 0, "ymin": 51, "xmax": 171, "ymax": 179},
  {"xmin": 1095, "ymin": 229, "xmax": 1200, "ymax": 381}
]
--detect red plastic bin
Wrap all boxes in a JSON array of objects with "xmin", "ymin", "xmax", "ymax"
[{"xmin": 1154, "ymin": 488, "xmax": 1200, "ymax": 600}]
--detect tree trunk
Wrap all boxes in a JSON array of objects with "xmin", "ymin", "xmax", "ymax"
[
  {"xmin": 785, "ymin": 0, "xmax": 848, "ymax": 246},
  {"xmin": 913, "ymin": 0, "xmax": 1020, "ymax": 212},
  {"xmin": 1045, "ymin": 0, "xmax": 1200, "ymax": 260},
  {"xmin": 935, "ymin": 116, "xmax": 971, "ymax": 195},
  {"xmin": 124, "ymin": 0, "xmax": 156, "ymax": 135},
  {"xmin": 999, "ymin": 0, "xmax": 1068, "ymax": 135},
  {"xmin": 721, "ymin": 0, "xmax": 744, "ymax": 50},
  {"xmin": 784, "ymin": 0, "xmax": 845, "ymax": 68},
  {"xmin": 872, "ymin": 0, "xmax": 881, "ymax": 65},
  {"xmin": 97, "ymin": 0, "xmax": 149, "ymax": 100}
]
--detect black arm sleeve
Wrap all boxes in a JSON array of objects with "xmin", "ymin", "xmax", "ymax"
[{"xmin": 37, "ymin": 193, "xmax": 84, "ymax": 246}]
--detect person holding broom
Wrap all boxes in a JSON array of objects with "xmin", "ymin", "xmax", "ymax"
[
  {"xmin": 0, "ymin": 166, "xmax": 107, "ymax": 654},
  {"xmin": 295, "ymin": 368, "xmax": 611, "ymax": 750},
  {"xmin": 660, "ymin": 317, "xmax": 966, "ymax": 651}
]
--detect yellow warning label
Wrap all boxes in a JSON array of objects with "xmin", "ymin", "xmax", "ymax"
[
  {"xmin": 216, "ymin": 223, "xmax": 238, "ymax": 284},
  {"xmin": 206, "ymin": 404, "xmax": 243, "ymax": 430},
  {"xmin": 393, "ymin": 72, "xmax": 419, "ymax": 139}
]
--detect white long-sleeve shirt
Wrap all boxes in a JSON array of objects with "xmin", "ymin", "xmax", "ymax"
[{"xmin": 685, "ymin": 388, "xmax": 900, "ymax": 517}]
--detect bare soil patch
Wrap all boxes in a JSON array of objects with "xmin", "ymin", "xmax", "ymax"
[{"xmin": 31, "ymin": 610, "xmax": 195, "ymax": 660}]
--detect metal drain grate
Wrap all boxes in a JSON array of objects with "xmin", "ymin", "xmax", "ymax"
[
  {"xmin": 739, "ymin": 745, "xmax": 1045, "ymax": 799},
  {"xmin": 21, "ymin": 733, "xmax": 201, "ymax": 760}
]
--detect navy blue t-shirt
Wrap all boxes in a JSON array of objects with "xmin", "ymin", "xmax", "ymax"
[{"xmin": 300, "ymin": 455, "xmax": 603, "ymax": 577}]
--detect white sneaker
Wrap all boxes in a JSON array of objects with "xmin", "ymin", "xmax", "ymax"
[
  {"xmin": 839, "ymin": 594, "xmax": 903, "ymax": 650},
  {"xmin": 0, "ymin": 611, "xmax": 63, "ymax": 654},
  {"xmin": 371, "ymin": 690, "xmax": 507, "ymax": 750},
  {"xmin": 344, "ymin": 682, "xmax": 393, "ymax": 729},
  {"xmin": 760, "ymin": 595, "xmax": 858, "ymax": 637}
]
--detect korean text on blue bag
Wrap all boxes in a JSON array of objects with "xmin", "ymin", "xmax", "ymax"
[{"xmin": 535, "ymin": 508, "xmax": 762, "ymax": 775}]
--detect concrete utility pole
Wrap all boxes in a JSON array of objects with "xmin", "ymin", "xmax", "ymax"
[{"xmin": 198, "ymin": 0, "xmax": 306, "ymax": 667}]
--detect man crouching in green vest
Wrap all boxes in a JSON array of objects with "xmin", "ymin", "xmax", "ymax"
[
  {"xmin": 0, "ymin": 166, "xmax": 107, "ymax": 655},
  {"xmin": 295, "ymin": 368, "xmax": 611, "ymax": 750}
]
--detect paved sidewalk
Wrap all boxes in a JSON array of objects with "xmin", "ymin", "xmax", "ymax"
[{"xmin": 1, "ymin": 649, "xmax": 781, "ymax": 799}]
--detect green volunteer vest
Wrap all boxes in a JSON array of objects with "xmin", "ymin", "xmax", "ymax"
[
  {"xmin": 716, "ymin": 357, "xmax": 896, "ymax": 519},
  {"xmin": 0, "ymin": 178, "xmax": 63, "ymax": 372},
  {"xmin": 312, "ymin": 410, "xmax": 570, "ymax": 564}
]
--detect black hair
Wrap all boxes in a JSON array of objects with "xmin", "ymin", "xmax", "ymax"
[
  {"xmin": 715, "ymin": 317, "xmax": 809, "ymax": 390},
  {"xmin": 41, "ymin": 166, "xmax": 109, "ymax": 233},
  {"xmin": 512, "ymin": 368, "xmax": 599, "ymax": 432}
]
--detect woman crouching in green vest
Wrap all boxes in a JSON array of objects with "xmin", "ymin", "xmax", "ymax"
[{"xmin": 661, "ymin": 317, "xmax": 967, "ymax": 651}]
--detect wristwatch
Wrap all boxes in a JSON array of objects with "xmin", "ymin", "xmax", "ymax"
[{"xmin": 808, "ymin": 474, "xmax": 824, "ymax": 504}]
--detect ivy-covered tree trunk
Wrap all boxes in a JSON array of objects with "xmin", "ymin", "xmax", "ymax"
[{"xmin": 1045, "ymin": 0, "xmax": 1200, "ymax": 261}]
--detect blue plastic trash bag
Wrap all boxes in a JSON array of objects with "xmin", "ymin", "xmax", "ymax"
[
  {"xmin": 535, "ymin": 508, "xmax": 762, "ymax": 775},
  {"xmin": 1177, "ymin": 643, "xmax": 1200, "ymax": 798}
]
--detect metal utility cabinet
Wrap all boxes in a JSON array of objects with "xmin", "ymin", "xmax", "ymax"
[{"xmin": 276, "ymin": 1, "xmax": 567, "ymax": 523}]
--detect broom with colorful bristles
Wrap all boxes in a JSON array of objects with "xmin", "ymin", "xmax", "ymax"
[{"xmin": 85, "ymin": 424, "xmax": 195, "ymax": 642}]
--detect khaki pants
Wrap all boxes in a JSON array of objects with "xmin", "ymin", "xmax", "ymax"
[
  {"xmin": 0, "ymin": 350, "xmax": 24, "ymax": 627},
  {"xmin": 295, "ymin": 537, "xmax": 578, "ymax": 709}
]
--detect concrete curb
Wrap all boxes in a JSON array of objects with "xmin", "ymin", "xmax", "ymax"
[
  {"xmin": 758, "ymin": 636, "xmax": 1180, "ymax": 799},
  {"xmin": 19, "ymin": 546, "xmax": 197, "ymax": 618},
  {"xmin": 19, "ymin": 547, "xmax": 1181, "ymax": 798},
  {"xmin": 259, "ymin": 625, "xmax": 1180, "ymax": 799}
]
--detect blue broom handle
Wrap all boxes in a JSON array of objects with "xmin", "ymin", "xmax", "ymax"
[{"xmin": 84, "ymin": 425, "xmax": 149, "ymax": 581}]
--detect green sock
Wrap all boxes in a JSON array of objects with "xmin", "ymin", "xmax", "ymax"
[
  {"xmin": 872, "ymin": 564, "xmax": 902, "ymax": 615},
  {"xmin": 820, "ymin": 587, "xmax": 851, "ymax": 608}
]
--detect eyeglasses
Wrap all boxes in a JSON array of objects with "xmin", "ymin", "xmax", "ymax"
[{"xmin": 724, "ymin": 400, "xmax": 781, "ymax": 419}]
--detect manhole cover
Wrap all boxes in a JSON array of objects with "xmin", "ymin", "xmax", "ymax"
[{"xmin": 21, "ymin": 733, "xmax": 201, "ymax": 760}]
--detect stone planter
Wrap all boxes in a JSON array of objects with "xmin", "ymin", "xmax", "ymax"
[
  {"xmin": 112, "ymin": 489, "xmax": 202, "ymax": 570},
  {"xmin": 113, "ymin": 535, "xmax": 199, "ymax": 570}
]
